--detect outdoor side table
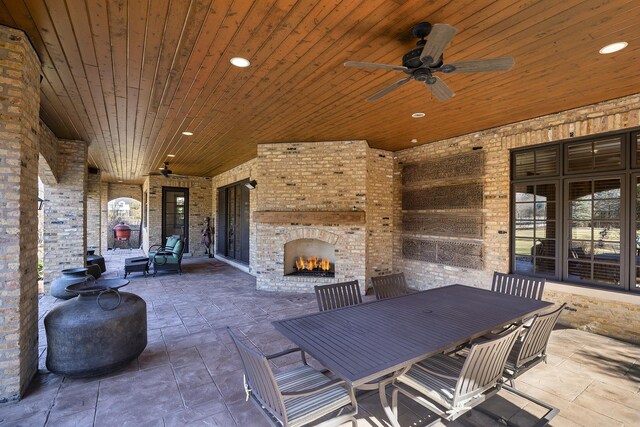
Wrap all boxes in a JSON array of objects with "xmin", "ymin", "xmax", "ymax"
[{"xmin": 124, "ymin": 257, "xmax": 149, "ymax": 278}]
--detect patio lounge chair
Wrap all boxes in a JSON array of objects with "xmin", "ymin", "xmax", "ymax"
[
  {"xmin": 389, "ymin": 325, "xmax": 522, "ymax": 423},
  {"xmin": 492, "ymin": 272, "xmax": 546, "ymax": 300},
  {"xmin": 371, "ymin": 273, "xmax": 409, "ymax": 300},
  {"xmin": 314, "ymin": 280, "xmax": 362, "ymax": 312},
  {"xmin": 227, "ymin": 328, "xmax": 358, "ymax": 427},
  {"xmin": 148, "ymin": 235, "xmax": 181, "ymax": 259},
  {"xmin": 151, "ymin": 239, "xmax": 184, "ymax": 275}
]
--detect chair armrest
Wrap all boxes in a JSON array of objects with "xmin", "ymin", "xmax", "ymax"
[
  {"xmin": 266, "ymin": 347, "xmax": 307, "ymax": 365},
  {"xmin": 148, "ymin": 244, "xmax": 164, "ymax": 253},
  {"xmin": 415, "ymin": 364, "xmax": 459, "ymax": 381},
  {"xmin": 281, "ymin": 378, "xmax": 346, "ymax": 398}
]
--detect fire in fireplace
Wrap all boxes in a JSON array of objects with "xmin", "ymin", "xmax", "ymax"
[
  {"xmin": 283, "ymin": 238, "xmax": 336, "ymax": 278},
  {"xmin": 292, "ymin": 256, "xmax": 334, "ymax": 277}
]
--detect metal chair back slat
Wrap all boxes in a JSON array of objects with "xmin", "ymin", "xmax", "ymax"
[
  {"xmin": 516, "ymin": 303, "xmax": 566, "ymax": 368},
  {"xmin": 227, "ymin": 329, "xmax": 288, "ymax": 425},
  {"xmin": 371, "ymin": 273, "xmax": 408, "ymax": 300},
  {"xmin": 314, "ymin": 281, "xmax": 362, "ymax": 311},
  {"xmin": 454, "ymin": 326, "xmax": 521, "ymax": 405},
  {"xmin": 492, "ymin": 272, "xmax": 545, "ymax": 300}
]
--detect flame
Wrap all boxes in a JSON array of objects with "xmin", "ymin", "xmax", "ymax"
[{"xmin": 295, "ymin": 256, "xmax": 332, "ymax": 271}]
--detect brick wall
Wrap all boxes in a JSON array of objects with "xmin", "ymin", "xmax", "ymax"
[
  {"xmin": 0, "ymin": 26, "xmax": 41, "ymax": 403},
  {"xmin": 100, "ymin": 182, "xmax": 109, "ymax": 254},
  {"xmin": 86, "ymin": 169, "xmax": 101, "ymax": 252},
  {"xmin": 143, "ymin": 175, "xmax": 212, "ymax": 256},
  {"xmin": 42, "ymin": 138, "xmax": 88, "ymax": 292},
  {"xmin": 366, "ymin": 149, "xmax": 394, "ymax": 284},
  {"xmin": 395, "ymin": 93, "xmax": 640, "ymax": 344}
]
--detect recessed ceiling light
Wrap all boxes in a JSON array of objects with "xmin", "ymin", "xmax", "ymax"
[
  {"xmin": 599, "ymin": 42, "xmax": 628, "ymax": 54},
  {"xmin": 182, "ymin": 131, "xmax": 193, "ymax": 136},
  {"xmin": 230, "ymin": 57, "xmax": 250, "ymax": 67},
  {"xmin": 412, "ymin": 112, "xmax": 426, "ymax": 118},
  {"xmin": 410, "ymin": 138, "xmax": 418, "ymax": 143},
  {"xmin": 167, "ymin": 154, "xmax": 175, "ymax": 157}
]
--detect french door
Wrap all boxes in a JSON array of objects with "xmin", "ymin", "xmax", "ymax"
[
  {"xmin": 162, "ymin": 187, "xmax": 189, "ymax": 253},
  {"xmin": 216, "ymin": 180, "xmax": 250, "ymax": 264}
]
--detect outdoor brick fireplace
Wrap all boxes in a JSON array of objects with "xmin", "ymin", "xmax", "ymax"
[{"xmin": 250, "ymin": 140, "xmax": 393, "ymax": 292}]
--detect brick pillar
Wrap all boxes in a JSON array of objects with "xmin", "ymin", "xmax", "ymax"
[
  {"xmin": 86, "ymin": 168, "xmax": 102, "ymax": 253},
  {"xmin": 42, "ymin": 140, "xmax": 88, "ymax": 292},
  {"xmin": 100, "ymin": 182, "xmax": 109, "ymax": 254},
  {"xmin": 0, "ymin": 26, "xmax": 41, "ymax": 403}
]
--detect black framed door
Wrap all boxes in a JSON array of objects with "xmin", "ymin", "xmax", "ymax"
[
  {"xmin": 216, "ymin": 180, "xmax": 250, "ymax": 264},
  {"xmin": 162, "ymin": 187, "xmax": 189, "ymax": 253}
]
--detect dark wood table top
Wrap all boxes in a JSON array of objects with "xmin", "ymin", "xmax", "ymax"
[{"xmin": 273, "ymin": 284, "xmax": 553, "ymax": 387}]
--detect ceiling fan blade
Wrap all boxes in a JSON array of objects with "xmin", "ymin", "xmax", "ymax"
[
  {"xmin": 426, "ymin": 77, "xmax": 454, "ymax": 101},
  {"xmin": 444, "ymin": 57, "xmax": 515, "ymax": 73},
  {"xmin": 367, "ymin": 77, "xmax": 412, "ymax": 101},
  {"xmin": 344, "ymin": 61, "xmax": 408, "ymax": 72},
  {"xmin": 420, "ymin": 24, "xmax": 458, "ymax": 66}
]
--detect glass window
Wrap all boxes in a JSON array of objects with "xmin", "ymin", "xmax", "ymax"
[
  {"xmin": 512, "ymin": 130, "xmax": 636, "ymax": 293},
  {"xmin": 513, "ymin": 147, "xmax": 559, "ymax": 179},
  {"xmin": 513, "ymin": 182, "xmax": 557, "ymax": 277},
  {"xmin": 566, "ymin": 136, "xmax": 622, "ymax": 173},
  {"xmin": 566, "ymin": 178, "xmax": 623, "ymax": 288}
]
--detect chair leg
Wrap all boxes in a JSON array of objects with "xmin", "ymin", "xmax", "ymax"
[{"xmin": 391, "ymin": 387, "xmax": 399, "ymax": 420}]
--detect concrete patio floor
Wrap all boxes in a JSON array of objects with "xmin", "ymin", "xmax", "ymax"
[{"xmin": 1, "ymin": 251, "xmax": 639, "ymax": 427}]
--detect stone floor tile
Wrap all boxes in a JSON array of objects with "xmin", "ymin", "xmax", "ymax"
[
  {"xmin": 162, "ymin": 402, "xmax": 230, "ymax": 427},
  {"xmin": 519, "ymin": 362, "xmax": 593, "ymax": 401},
  {"xmin": 179, "ymin": 382, "xmax": 223, "ymax": 409},
  {"xmin": 0, "ymin": 410, "xmax": 48, "ymax": 427},
  {"xmin": 172, "ymin": 360, "xmax": 213, "ymax": 389},
  {"xmin": 517, "ymin": 382, "xmax": 623, "ymax": 427},
  {"xmin": 167, "ymin": 346, "xmax": 202, "ymax": 367},
  {"xmin": 225, "ymin": 398, "xmax": 273, "ymax": 427},
  {"xmin": 45, "ymin": 408, "xmax": 95, "ymax": 427},
  {"xmin": 573, "ymin": 386, "xmax": 640, "ymax": 425}
]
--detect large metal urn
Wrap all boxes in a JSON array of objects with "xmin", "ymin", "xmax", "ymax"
[
  {"xmin": 44, "ymin": 279, "xmax": 147, "ymax": 378},
  {"xmin": 50, "ymin": 268, "xmax": 92, "ymax": 300}
]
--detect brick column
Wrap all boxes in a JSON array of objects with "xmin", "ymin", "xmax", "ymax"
[
  {"xmin": 100, "ymin": 182, "xmax": 109, "ymax": 254},
  {"xmin": 42, "ymin": 140, "xmax": 88, "ymax": 292},
  {"xmin": 86, "ymin": 168, "xmax": 102, "ymax": 253},
  {"xmin": 0, "ymin": 26, "xmax": 41, "ymax": 403}
]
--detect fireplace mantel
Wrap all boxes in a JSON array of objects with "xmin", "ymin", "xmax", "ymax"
[{"xmin": 253, "ymin": 211, "xmax": 366, "ymax": 225}]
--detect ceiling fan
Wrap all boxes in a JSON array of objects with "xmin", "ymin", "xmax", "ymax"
[
  {"xmin": 143, "ymin": 162, "xmax": 188, "ymax": 178},
  {"xmin": 344, "ymin": 22, "xmax": 515, "ymax": 101}
]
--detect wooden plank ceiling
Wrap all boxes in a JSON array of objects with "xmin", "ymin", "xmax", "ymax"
[{"xmin": 1, "ymin": 0, "xmax": 640, "ymax": 181}]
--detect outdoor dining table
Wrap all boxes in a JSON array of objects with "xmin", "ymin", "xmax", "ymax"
[{"xmin": 272, "ymin": 284, "xmax": 553, "ymax": 426}]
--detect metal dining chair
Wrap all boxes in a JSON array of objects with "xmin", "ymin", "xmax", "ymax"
[
  {"xmin": 504, "ymin": 302, "xmax": 566, "ymax": 385},
  {"xmin": 389, "ymin": 326, "xmax": 522, "ymax": 424},
  {"xmin": 314, "ymin": 280, "xmax": 362, "ymax": 311},
  {"xmin": 227, "ymin": 328, "xmax": 358, "ymax": 427},
  {"xmin": 473, "ymin": 303, "xmax": 566, "ymax": 426},
  {"xmin": 370, "ymin": 273, "xmax": 409, "ymax": 300},
  {"xmin": 492, "ymin": 272, "xmax": 546, "ymax": 300}
]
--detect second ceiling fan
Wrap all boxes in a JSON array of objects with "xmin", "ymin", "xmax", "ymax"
[{"xmin": 344, "ymin": 22, "xmax": 515, "ymax": 101}]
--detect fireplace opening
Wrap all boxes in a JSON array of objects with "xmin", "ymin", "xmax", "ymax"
[{"xmin": 284, "ymin": 238, "xmax": 335, "ymax": 278}]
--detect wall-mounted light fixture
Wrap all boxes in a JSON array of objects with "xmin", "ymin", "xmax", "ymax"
[
  {"xmin": 245, "ymin": 180, "xmax": 258, "ymax": 190},
  {"xmin": 38, "ymin": 197, "xmax": 48, "ymax": 210}
]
